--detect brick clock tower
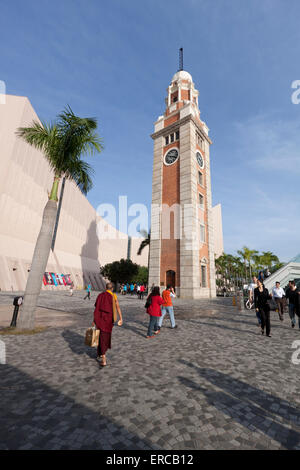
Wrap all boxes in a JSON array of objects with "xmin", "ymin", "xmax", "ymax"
[{"xmin": 148, "ymin": 63, "xmax": 216, "ymax": 298}]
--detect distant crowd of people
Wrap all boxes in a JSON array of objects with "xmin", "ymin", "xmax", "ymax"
[
  {"xmin": 120, "ymin": 282, "xmax": 147, "ymax": 299},
  {"xmin": 248, "ymin": 276, "xmax": 300, "ymax": 337}
]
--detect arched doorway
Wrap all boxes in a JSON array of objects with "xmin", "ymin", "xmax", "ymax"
[{"xmin": 166, "ymin": 270, "xmax": 176, "ymax": 288}]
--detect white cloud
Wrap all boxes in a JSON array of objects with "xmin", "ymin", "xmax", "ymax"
[{"xmin": 221, "ymin": 112, "xmax": 300, "ymax": 260}]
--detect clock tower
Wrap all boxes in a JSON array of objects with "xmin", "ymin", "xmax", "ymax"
[{"xmin": 148, "ymin": 64, "xmax": 216, "ymax": 298}]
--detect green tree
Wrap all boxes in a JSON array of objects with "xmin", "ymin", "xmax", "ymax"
[
  {"xmin": 17, "ymin": 106, "xmax": 103, "ymax": 329},
  {"xmin": 135, "ymin": 266, "xmax": 148, "ymax": 284},
  {"xmin": 261, "ymin": 251, "xmax": 279, "ymax": 270},
  {"xmin": 100, "ymin": 259, "xmax": 139, "ymax": 284},
  {"xmin": 215, "ymin": 253, "xmax": 228, "ymax": 287},
  {"xmin": 237, "ymin": 246, "xmax": 258, "ymax": 282}
]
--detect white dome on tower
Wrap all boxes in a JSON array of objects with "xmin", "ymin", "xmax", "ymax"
[{"xmin": 172, "ymin": 70, "xmax": 193, "ymax": 83}]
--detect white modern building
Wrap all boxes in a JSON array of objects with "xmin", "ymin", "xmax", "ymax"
[
  {"xmin": 0, "ymin": 95, "xmax": 148, "ymax": 292},
  {"xmin": 264, "ymin": 254, "xmax": 300, "ymax": 291}
]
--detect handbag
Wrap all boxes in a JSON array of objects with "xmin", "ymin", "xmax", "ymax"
[
  {"xmin": 144, "ymin": 295, "xmax": 152, "ymax": 309},
  {"xmin": 267, "ymin": 298, "xmax": 276, "ymax": 311},
  {"xmin": 85, "ymin": 327, "xmax": 100, "ymax": 347}
]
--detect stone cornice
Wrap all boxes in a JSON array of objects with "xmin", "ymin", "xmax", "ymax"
[{"xmin": 151, "ymin": 114, "xmax": 212, "ymax": 145}]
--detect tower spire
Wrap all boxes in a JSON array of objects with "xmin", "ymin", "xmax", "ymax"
[{"xmin": 179, "ymin": 48, "xmax": 183, "ymax": 71}]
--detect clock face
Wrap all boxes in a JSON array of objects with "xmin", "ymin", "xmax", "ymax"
[
  {"xmin": 164, "ymin": 148, "xmax": 179, "ymax": 165},
  {"xmin": 196, "ymin": 151, "xmax": 205, "ymax": 169}
]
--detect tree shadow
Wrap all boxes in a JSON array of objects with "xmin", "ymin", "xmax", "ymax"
[
  {"xmin": 177, "ymin": 360, "xmax": 300, "ymax": 449},
  {"xmin": 0, "ymin": 363, "xmax": 155, "ymax": 450},
  {"xmin": 185, "ymin": 318, "xmax": 259, "ymax": 336},
  {"xmin": 80, "ymin": 220, "xmax": 106, "ymax": 292},
  {"xmin": 212, "ymin": 314, "xmax": 285, "ymax": 330}
]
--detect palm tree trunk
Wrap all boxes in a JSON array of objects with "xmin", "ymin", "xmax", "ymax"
[{"xmin": 18, "ymin": 177, "xmax": 59, "ymax": 330}]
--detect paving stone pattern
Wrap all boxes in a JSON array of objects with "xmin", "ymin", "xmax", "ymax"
[{"xmin": 0, "ymin": 291, "xmax": 300, "ymax": 450}]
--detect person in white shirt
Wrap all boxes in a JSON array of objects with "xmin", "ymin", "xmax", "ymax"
[{"xmin": 272, "ymin": 281, "xmax": 285, "ymax": 321}]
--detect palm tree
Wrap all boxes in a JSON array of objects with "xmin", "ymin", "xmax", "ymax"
[
  {"xmin": 16, "ymin": 106, "xmax": 103, "ymax": 329},
  {"xmin": 261, "ymin": 251, "xmax": 279, "ymax": 270},
  {"xmin": 137, "ymin": 230, "xmax": 150, "ymax": 256},
  {"xmin": 137, "ymin": 229, "xmax": 150, "ymax": 284},
  {"xmin": 215, "ymin": 253, "xmax": 227, "ymax": 288},
  {"xmin": 237, "ymin": 246, "xmax": 258, "ymax": 282},
  {"xmin": 237, "ymin": 247, "xmax": 250, "ymax": 282},
  {"xmin": 249, "ymin": 249, "xmax": 259, "ymax": 279}
]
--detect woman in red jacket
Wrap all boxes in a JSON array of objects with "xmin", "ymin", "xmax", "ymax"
[{"xmin": 146, "ymin": 286, "xmax": 164, "ymax": 338}]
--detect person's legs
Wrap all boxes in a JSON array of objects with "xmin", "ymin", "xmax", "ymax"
[
  {"xmin": 275, "ymin": 298, "xmax": 283, "ymax": 320},
  {"xmin": 256, "ymin": 309, "xmax": 262, "ymax": 325},
  {"xmin": 288, "ymin": 303, "xmax": 296, "ymax": 327},
  {"xmin": 153, "ymin": 317, "xmax": 159, "ymax": 334},
  {"xmin": 158, "ymin": 308, "xmax": 167, "ymax": 328},
  {"xmin": 147, "ymin": 316, "xmax": 156, "ymax": 336},
  {"xmin": 260, "ymin": 308, "xmax": 266, "ymax": 333},
  {"xmin": 98, "ymin": 331, "xmax": 112, "ymax": 365},
  {"xmin": 166, "ymin": 306, "xmax": 176, "ymax": 328},
  {"xmin": 265, "ymin": 310, "xmax": 271, "ymax": 336},
  {"xmin": 279, "ymin": 298, "xmax": 284, "ymax": 317}
]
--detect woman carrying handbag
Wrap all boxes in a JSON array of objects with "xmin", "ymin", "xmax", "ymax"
[
  {"xmin": 254, "ymin": 279, "xmax": 273, "ymax": 337},
  {"xmin": 145, "ymin": 286, "xmax": 164, "ymax": 338}
]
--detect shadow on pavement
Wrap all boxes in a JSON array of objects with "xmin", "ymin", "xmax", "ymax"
[
  {"xmin": 177, "ymin": 360, "xmax": 300, "ymax": 449},
  {"xmin": 0, "ymin": 363, "xmax": 154, "ymax": 450},
  {"xmin": 185, "ymin": 318, "xmax": 259, "ymax": 336},
  {"xmin": 62, "ymin": 329, "xmax": 96, "ymax": 359}
]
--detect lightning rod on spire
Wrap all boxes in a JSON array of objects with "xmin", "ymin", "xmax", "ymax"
[{"xmin": 179, "ymin": 48, "xmax": 183, "ymax": 71}]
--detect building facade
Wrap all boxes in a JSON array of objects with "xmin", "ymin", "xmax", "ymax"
[
  {"xmin": 148, "ymin": 69, "xmax": 219, "ymax": 298},
  {"xmin": 0, "ymin": 95, "xmax": 148, "ymax": 292}
]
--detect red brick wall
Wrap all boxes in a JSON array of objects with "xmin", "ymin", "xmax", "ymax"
[{"xmin": 160, "ymin": 141, "xmax": 180, "ymax": 286}]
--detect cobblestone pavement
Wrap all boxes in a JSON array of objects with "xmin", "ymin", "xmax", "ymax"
[{"xmin": 0, "ymin": 291, "xmax": 300, "ymax": 450}]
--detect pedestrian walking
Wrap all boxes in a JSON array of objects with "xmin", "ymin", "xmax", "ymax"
[
  {"xmin": 158, "ymin": 285, "xmax": 177, "ymax": 330},
  {"xmin": 258, "ymin": 271, "xmax": 264, "ymax": 282},
  {"xmin": 93, "ymin": 282, "xmax": 123, "ymax": 367},
  {"xmin": 84, "ymin": 283, "xmax": 91, "ymax": 300},
  {"xmin": 254, "ymin": 279, "xmax": 273, "ymax": 337},
  {"xmin": 286, "ymin": 280, "xmax": 299, "ymax": 328},
  {"xmin": 139, "ymin": 284, "xmax": 145, "ymax": 300},
  {"xmin": 145, "ymin": 286, "xmax": 164, "ymax": 338},
  {"xmin": 69, "ymin": 281, "xmax": 74, "ymax": 296},
  {"xmin": 272, "ymin": 281, "xmax": 285, "ymax": 321},
  {"xmin": 248, "ymin": 276, "xmax": 260, "ymax": 325}
]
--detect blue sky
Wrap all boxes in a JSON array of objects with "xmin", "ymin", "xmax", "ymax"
[{"xmin": 1, "ymin": 0, "xmax": 299, "ymax": 261}]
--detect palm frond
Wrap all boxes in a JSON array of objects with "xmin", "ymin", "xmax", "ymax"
[
  {"xmin": 16, "ymin": 105, "xmax": 103, "ymax": 194},
  {"xmin": 65, "ymin": 159, "xmax": 94, "ymax": 194}
]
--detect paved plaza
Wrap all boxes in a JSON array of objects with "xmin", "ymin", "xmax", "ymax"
[{"xmin": 0, "ymin": 291, "xmax": 300, "ymax": 450}]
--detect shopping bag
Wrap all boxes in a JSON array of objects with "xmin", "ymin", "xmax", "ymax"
[{"xmin": 85, "ymin": 327, "xmax": 100, "ymax": 347}]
